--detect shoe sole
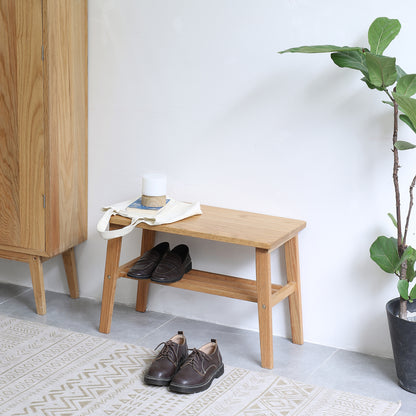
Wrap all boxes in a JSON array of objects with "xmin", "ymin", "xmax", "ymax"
[
  {"xmin": 144, "ymin": 375, "xmax": 171, "ymax": 386},
  {"xmin": 168, "ymin": 363, "xmax": 224, "ymax": 394},
  {"xmin": 126, "ymin": 273, "xmax": 151, "ymax": 279},
  {"xmin": 150, "ymin": 262, "xmax": 192, "ymax": 284}
]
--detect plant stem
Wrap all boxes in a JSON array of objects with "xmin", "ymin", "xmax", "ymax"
[
  {"xmin": 392, "ymin": 100, "xmax": 403, "ymax": 255},
  {"xmin": 391, "ymin": 98, "xmax": 408, "ymax": 319},
  {"xmin": 400, "ymin": 262, "xmax": 408, "ymax": 319},
  {"xmin": 403, "ymin": 175, "xmax": 416, "ymax": 246}
]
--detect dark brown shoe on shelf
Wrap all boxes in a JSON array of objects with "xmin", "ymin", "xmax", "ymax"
[
  {"xmin": 151, "ymin": 244, "xmax": 192, "ymax": 283},
  {"xmin": 144, "ymin": 331, "xmax": 188, "ymax": 386},
  {"xmin": 169, "ymin": 339, "xmax": 224, "ymax": 394},
  {"xmin": 127, "ymin": 242, "xmax": 170, "ymax": 279}
]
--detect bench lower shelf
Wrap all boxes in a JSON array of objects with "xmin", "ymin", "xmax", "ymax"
[{"xmin": 119, "ymin": 258, "xmax": 295, "ymax": 305}]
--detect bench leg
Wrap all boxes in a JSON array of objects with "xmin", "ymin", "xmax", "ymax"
[
  {"xmin": 62, "ymin": 248, "xmax": 80, "ymax": 299},
  {"xmin": 99, "ymin": 235, "xmax": 122, "ymax": 333},
  {"xmin": 256, "ymin": 248, "xmax": 274, "ymax": 369},
  {"xmin": 136, "ymin": 229, "xmax": 156, "ymax": 312},
  {"xmin": 29, "ymin": 256, "xmax": 46, "ymax": 315},
  {"xmin": 285, "ymin": 235, "xmax": 304, "ymax": 345}
]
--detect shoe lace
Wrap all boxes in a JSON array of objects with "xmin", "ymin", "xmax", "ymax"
[
  {"xmin": 183, "ymin": 348, "xmax": 206, "ymax": 370},
  {"xmin": 154, "ymin": 340, "xmax": 179, "ymax": 364}
]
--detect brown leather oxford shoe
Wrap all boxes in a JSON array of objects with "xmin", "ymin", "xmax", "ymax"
[
  {"xmin": 144, "ymin": 331, "xmax": 188, "ymax": 386},
  {"xmin": 127, "ymin": 242, "xmax": 170, "ymax": 279},
  {"xmin": 151, "ymin": 244, "xmax": 192, "ymax": 283},
  {"xmin": 169, "ymin": 339, "xmax": 224, "ymax": 394}
]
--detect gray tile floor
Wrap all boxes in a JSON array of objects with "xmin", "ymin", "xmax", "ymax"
[{"xmin": 1, "ymin": 281, "xmax": 415, "ymax": 415}]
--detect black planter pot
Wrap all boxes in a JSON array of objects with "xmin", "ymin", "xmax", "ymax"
[{"xmin": 386, "ymin": 297, "xmax": 416, "ymax": 393}]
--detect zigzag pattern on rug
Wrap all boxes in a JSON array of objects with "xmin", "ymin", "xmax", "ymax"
[{"xmin": 0, "ymin": 315, "xmax": 401, "ymax": 416}]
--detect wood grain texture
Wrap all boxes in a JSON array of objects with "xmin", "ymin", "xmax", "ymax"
[
  {"xmin": 256, "ymin": 248, "xmax": 274, "ymax": 369},
  {"xmin": 125, "ymin": 265, "xmax": 272, "ymax": 303},
  {"xmin": 111, "ymin": 205, "xmax": 306, "ymax": 250},
  {"xmin": 0, "ymin": 0, "xmax": 87, "ymax": 256},
  {"xmin": 44, "ymin": 0, "xmax": 88, "ymax": 255},
  {"xmin": 135, "ymin": 229, "xmax": 155, "ymax": 312},
  {"xmin": 100, "ymin": 206, "xmax": 306, "ymax": 368},
  {"xmin": 285, "ymin": 235, "xmax": 304, "ymax": 345},
  {"xmin": 0, "ymin": 0, "xmax": 87, "ymax": 317},
  {"xmin": 0, "ymin": 248, "xmax": 38, "ymax": 263},
  {"xmin": 0, "ymin": 0, "xmax": 44, "ymax": 250},
  {"xmin": 0, "ymin": 1, "xmax": 19, "ymax": 246},
  {"xmin": 62, "ymin": 247, "xmax": 80, "ymax": 298},
  {"xmin": 29, "ymin": 256, "xmax": 46, "ymax": 315},
  {"xmin": 271, "ymin": 282, "xmax": 296, "ymax": 306},
  {"xmin": 99, "ymin": 231, "xmax": 123, "ymax": 334},
  {"xmin": 17, "ymin": 0, "xmax": 45, "ymax": 250}
]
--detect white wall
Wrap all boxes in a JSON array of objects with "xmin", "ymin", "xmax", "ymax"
[{"xmin": 2, "ymin": 0, "xmax": 416, "ymax": 358}]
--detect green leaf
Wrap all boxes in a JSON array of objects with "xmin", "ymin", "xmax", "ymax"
[
  {"xmin": 382, "ymin": 100, "xmax": 394, "ymax": 107},
  {"xmin": 398, "ymin": 279, "xmax": 409, "ymax": 300},
  {"xmin": 399, "ymin": 114, "xmax": 416, "ymax": 134},
  {"xmin": 410, "ymin": 283, "xmax": 416, "ymax": 300},
  {"xmin": 370, "ymin": 236, "xmax": 401, "ymax": 273},
  {"xmin": 388, "ymin": 213, "xmax": 397, "ymax": 228},
  {"xmin": 401, "ymin": 246, "xmax": 416, "ymax": 263},
  {"xmin": 394, "ymin": 141, "xmax": 416, "ymax": 150},
  {"xmin": 331, "ymin": 50, "xmax": 368, "ymax": 75},
  {"xmin": 396, "ymin": 65, "xmax": 407, "ymax": 80},
  {"xmin": 365, "ymin": 53, "xmax": 397, "ymax": 88},
  {"xmin": 368, "ymin": 17, "xmax": 401, "ymax": 55},
  {"xmin": 361, "ymin": 75, "xmax": 385, "ymax": 91},
  {"xmin": 396, "ymin": 74, "xmax": 416, "ymax": 97},
  {"xmin": 393, "ymin": 93, "xmax": 416, "ymax": 132},
  {"xmin": 278, "ymin": 45, "xmax": 362, "ymax": 54},
  {"xmin": 402, "ymin": 246, "xmax": 416, "ymax": 282}
]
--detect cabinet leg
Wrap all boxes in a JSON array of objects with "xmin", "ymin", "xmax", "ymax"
[
  {"xmin": 136, "ymin": 229, "xmax": 156, "ymax": 312},
  {"xmin": 29, "ymin": 256, "xmax": 46, "ymax": 315},
  {"xmin": 256, "ymin": 248, "xmax": 274, "ymax": 369},
  {"xmin": 62, "ymin": 247, "xmax": 79, "ymax": 299},
  {"xmin": 285, "ymin": 235, "xmax": 304, "ymax": 345},
  {"xmin": 99, "ymin": 235, "xmax": 122, "ymax": 333}
]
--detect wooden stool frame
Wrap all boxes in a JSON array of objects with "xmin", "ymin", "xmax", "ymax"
[{"xmin": 99, "ymin": 205, "xmax": 306, "ymax": 369}]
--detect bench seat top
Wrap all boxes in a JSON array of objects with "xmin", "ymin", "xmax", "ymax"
[{"xmin": 110, "ymin": 204, "xmax": 306, "ymax": 250}]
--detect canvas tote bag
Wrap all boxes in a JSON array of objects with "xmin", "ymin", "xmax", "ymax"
[{"xmin": 97, "ymin": 199, "xmax": 202, "ymax": 240}]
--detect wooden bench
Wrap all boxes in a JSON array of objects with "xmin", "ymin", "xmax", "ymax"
[{"xmin": 99, "ymin": 205, "xmax": 306, "ymax": 369}]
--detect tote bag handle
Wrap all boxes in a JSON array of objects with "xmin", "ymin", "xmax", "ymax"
[{"xmin": 96, "ymin": 208, "xmax": 142, "ymax": 239}]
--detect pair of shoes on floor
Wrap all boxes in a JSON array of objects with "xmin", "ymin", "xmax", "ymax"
[
  {"xmin": 144, "ymin": 331, "xmax": 224, "ymax": 394},
  {"xmin": 127, "ymin": 242, "xmax": 192, "ymax": 283}
]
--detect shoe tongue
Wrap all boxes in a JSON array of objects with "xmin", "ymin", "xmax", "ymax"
[
  {"xmin": 160, "ymin": 341, "xmax": 178, "ymax": 362},
  {"xmin": 192, "ymin": 348, "xmax": 207, "ymax": 360},
  {"xmin": 185, "ymin": 348, "xmax": 206, "ymax": 370}
]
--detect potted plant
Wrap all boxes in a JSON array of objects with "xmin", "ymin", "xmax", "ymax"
[{"xmin": 280, "ymin": 17, "xmax": 416, "ymax": 393}]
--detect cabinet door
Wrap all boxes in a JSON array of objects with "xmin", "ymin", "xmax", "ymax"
[
  {"xmin": 43, "ymin": 0, "xmax": 88, "ymax": 256},
  {"xmin": 0, "ymin": 0, "xmax": 45, "ymax": 251}
]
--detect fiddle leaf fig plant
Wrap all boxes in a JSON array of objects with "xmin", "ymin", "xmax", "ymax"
[{"xmin": 280, "ymin": 17, "xmax": 416, "ymax": 320}]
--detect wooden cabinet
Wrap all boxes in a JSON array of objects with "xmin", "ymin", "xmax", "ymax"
[{"xmin": 0, "ymin": 0, "xmax": 88, "ymax": 314}]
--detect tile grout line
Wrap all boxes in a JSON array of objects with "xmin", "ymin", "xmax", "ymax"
[
  {"xmin": 139, "ymin": 314, "xmax": 178, "ymax": 341},
  {"xmin": 0, "ymin": 287, "xmax": 32, "ymax": 305},
  {"xmin": 307, "ymin": 348, "xmax": 340, "ymax": 378}
]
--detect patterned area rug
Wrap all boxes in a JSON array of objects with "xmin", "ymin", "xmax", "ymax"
[{"xmin": 0, "ymin": 315, "xmax": 400, "ymax": 416}]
